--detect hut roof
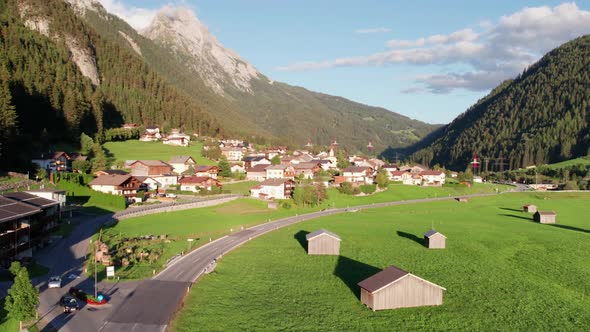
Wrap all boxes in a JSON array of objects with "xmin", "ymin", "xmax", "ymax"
[
  {"xmin": 536, "ymin": 211, "xmax": 556, "ymax": 215},
  {"xmin": 89, "ymin": 174, "xmax": 134, "ymax": 186},
  {"xmin": 357, "ymin": 265, "xmax": 446, "ymax": 293},
  {"xmin": 523, "ymin": 204, "xmax": 536, "ymax": 208},
  {"xmin": 305, "ymin": 229, "xmax": 341, "ymax": 241},
  {"xmin": 424, "ymin": 230, "xmax": 446, "ymax": 238}
]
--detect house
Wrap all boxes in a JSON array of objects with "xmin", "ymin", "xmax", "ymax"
[
  {"xmin": 419, "ymin": 170, "xmax": 446, "ymax": 186},
  {"xmin": 168, "ymin": 156, "xmax": 197, "ymax": 175},
  {"xmin": 358, "ymin": 265, "xmax": 446, "ymax": 311},
  {"xmin": 89, "ymin": 174, "xmax": 141, "ymax": 196},
  {"xmin": 230, "ymin": 164, "xmax": 245, "ymax": 173},
  {"xmin": 523, "ymin": 204, "xmax": 537, "ymax": 213},
  {"xmin": 26, "ymin": 188, "xmax": 67, "ymax": 208},
  {"xmin": 250, "ymin": 179, "xmax": 294, "ymax": 200},
  {"xmin": 135, "ymin": 176, "xmax": 162, "ymax": 191},
  {"xmin": 293, "ymin": 163, "xmax": 321, "ymax": 179},
  {"xmin": 94, "ymin": 169, "xmax": 128, "ymax": 177},
  {"xmin": 242, "ymin": 156, "xmax": 271, "ymax": 169},
  {"xmin": 129, "ymin": 160, "xmax": 173, "ymax": 177},
  {"xmin": 402, "ymin": 172, "xmax": 422, "ymax": 185},
  {"xmin": 389, "ymin": 170, "xmax": 407, "ymax": 182},
  {"xmin": 221, "ymin": 147, "xmax": 244, "ymax": 161},
  {"xmin": 163, "ymin": 129, "xmax": 190, "ymax": 147},
  {"xmin": 341, "ymin": 166, "xmax": 375, "ymax": 184},
  {"xmin": 140, "ymin": 126, "xmax": 162, "ymax": 141},
  {"xmin": 305, "ymin": 229, "xmax": 341, "ymax": 255},
  {"xmin": 411, "ymin": 164, "xmax": 429, "ymax": 174},
  {"xmin": 311, "ymin": 159, "xmax": 334, "ymax": 171},
  {"xmin": 32, "ymin": 152, "xmax": 71, "ymax": 173},
  {"xmin": 424, "ymin": 230, "xmax": 446, "ymax": 249},
  {"xmin": 265, "ymin": 165, "xmax": 295, "ymax": 180},
  {"xmin": 450, "ymin": 171, "xmax": 458, "ymax": 178},
  {"xmin": 194, "ymin": 165, "xmax": 220, "ymax": 179},
  {"xmin": 265, "ymin": 147, "xmax": 287, "ymax": 160},
  {"xmin": 179, "ymin": 176, "xmax": 222, "ymax": 192},
  {"xmin": 0, "ymin": 194, "xmax": 60, "ymax": 266},
  {"xmin": 246, "ymin": 164, "xmax": 269, "ymax": 181},
  {"xmin": 152, "ymin": 175, "xmax": 179, "ymax": 188},
  {"xmin": 534, "ymin": 211, "xmax": 556, "ymax": 224},
  {"xmin": 382, "ymin": 164, "xmax": 399, "ymax": 172}
]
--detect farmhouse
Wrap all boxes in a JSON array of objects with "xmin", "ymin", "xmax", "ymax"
[
  {"xmin": 250, "ymin": 179, "xmax": 294, "ymax": 200},
  {"xmin": 357, "ymin": 265, "xmax": 446, "ymax": 311},
  {"xmin": 179, "ymin": 176, "xmax": 221, "ymax": 192},
  {"xmin": 293, "ymin": 163, "xmax": 320, "ymax": 179},
  {"xmin": 265, "ymin": 165, "xmax": 295, "ymax": 179},
  {"xmin": 242, "ymin": 156, "xmax": 271, "ymax": 168},
  {"xmin": 94, "ymin": 169, "xmax": 128, "ymax": 177},
  {"xmin": 341, "ymin": 166, "xmax": 375, "ymax": 184},
  {"xmin": 32, "ymin": 151, "xmax": 71, "ymax": 173},
  {"xmin": 311, "ymin": 159, "xmax": 335, "ymax": 171},
  {"xmin": 411, "ymin": 164, "xmax": 429, "ymax": 174},
  {"xmin": 424, "ymin": 230, "xmax": 446, "ymax": 249},
  {"xmin": 129, "ymin": 160, "xmax": 173, "ymax": 177},
  {"xmin": 163, "ymin": 129, "xmax": 191, "ymax": 147},
  {"xmin": 419, "ymin": 170, "xmax": 446, "ymax": 186},
  {"xmin": 402, "ymin": 172, "xmax": 422, "ymax": 185},
  {"xmin": 534, "ymin": 211, "xmax": 557, "ymax": 224},
  {"xmin": 194, "ymin": 165, "xmax": 220, "ymax": 179},
  {"xmin": 168, "ymin": 156, "xmax": 196, "ymax": 174},
  {"xmin": 246, "ymin": 164, "xmax": 269, "ymax": 181},
  {"xmin": 89, "ymin": 174, "xmax": 141, "ymax": 196},
  {"xmin": 136, "ymin": 176, "xmax": 162, "ymax": 191},
  {"xmin": 140, "ymin": 126, "xmax": 162, "ymax": 141},
  {"xmin": 389, "ymin": 170, "xmax": 407, "ymax": 182},
  {"xmin": 305, "ymin": 229, "xmax": 341, "ymax": 255},
  {"xmin": 523, "ymin": 204, "xmax": 537, "ymax": 213}
]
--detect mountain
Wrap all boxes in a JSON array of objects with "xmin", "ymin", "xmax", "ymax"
[
  {"xmin": 407, "ymin": 35, "xmax": 590, "ymax": 171},
  {"xmin": 78, "ymin": 3, "xmax": 438, "ymax": 152}
]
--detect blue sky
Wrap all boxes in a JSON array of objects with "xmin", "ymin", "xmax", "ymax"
[{"xmin": 98, "ymin": 1, "xmax": 590, "ymax": 124}]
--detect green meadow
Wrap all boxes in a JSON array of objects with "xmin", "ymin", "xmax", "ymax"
[
  {"xmin": 102, "ymin": 140, "xmax": 215, "ymax": 165},
  {"xmin": 92, "ymin": 183, "xmax": 511, "ymax": 279},
  {"xmin": 544, "ymin": 156, "xmax": 590, "ymax": 169},
  {"xmin": 171, "ymin": 192, "xmax": 590, "ymax": 331}
]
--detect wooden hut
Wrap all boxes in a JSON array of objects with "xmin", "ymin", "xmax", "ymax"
[
  {"xmin": 305, "ymin": 229, "xmax": 341, "ymax": 255},
  {"xmin": 424, "ymin": 230, "xmax": 446, "ymax": 249},
  {"xmin": 523, "ymin": 204, "xmax": 537, "ymax": 213},
  {"xmin": 457, "ymin": 197, "xmax": 468, "ymax": 203},
  {"xmin": 534, "ymin": 211, "xmax": 556, "ymax": 224},
  {"xmin": 358, "ymin": 265, "xmax": 446, "ymax": 311}
]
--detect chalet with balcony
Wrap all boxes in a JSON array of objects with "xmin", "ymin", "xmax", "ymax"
[
  {"xmin": 243, "ymin": 156, "xmax": 271, "ymax": 169},
  {"xmin": 194, "ymin": 165, "xmax": 220, "ymax": 179},
  {"xmin": 89, "ymin": 175, "xmax": 141, "ymax": 197},
  {"xmin": 179, "ymin": 176, "xmax": 222, "ymax": 192},
  {"xmin": 250, "ymin": 179, "xmax": 294, "ymax": 200},
  {"xmin": 221, "ymin": 147, "xmax": 244, "ymax": 161},
  {"xmin": 31, "ymin": 151, "xmax": 71, "ymax": 173},
  {"xmin": 129, "ymin": 160, "xmax": 173, "ymax": 177},
  {"xmin": 341, "ymin": 166, "xmax": 375, "ymax": 184}
]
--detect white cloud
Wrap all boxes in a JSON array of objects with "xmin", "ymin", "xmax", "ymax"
[
  {"xmin": 279, "ymin": 2, "xmax": 590, "ymax": 94},
  {"xmin": 96, "ymin": 0, "xmax": 161, "ymax": 30},
  {"xmin": 355, "ymin": 27, "xmax": 391, "ymax": 34}
]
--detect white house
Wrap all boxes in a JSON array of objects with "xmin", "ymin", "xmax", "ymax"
[
  {"xmin": 221, "ymin": 147, "xmax": 244, "ymax": 161},
  {"xmin": 163, "ymin": 130, "xmax": 190, "ymax": 147},
  {"xmin": 402, "ymin": 172, "xmax": 423, "ymax": 185},
  {"xmin": 140, "ymin": 126, "xmax": 162, "ymax": 141},
  {"xmin": 179, "ymin": 176, "xmax": 221, "ymax": 192},
  {"xmin": 89, "ymin": 175, "xmax": 141, "ymax": 196},
  {"xmin": 26, "ymin": 188, "xmax": 67, "ymax": 208},
  {"xmin": 389, "ymin": 170, "xmax": 407, "ymax": 182},
  {"xmin": 168, "ymin": 156, "xmax": 196, "ymax": 174},
  {"xmin": 250, "ymin": 179, "xmax": 294, "ymax": 200},
  {"xmin": 152, "ymin": 175, "xmax": 178, "ymax": 188},
  {"xmin": 246, "ymin": 164, "xmax": 268, "ymax": 181},
  {"xmin": 138, "ymin": 177, "xmax": 162, "ymax": 191},
  {"xmin": 194, "ymin": 165, "xmax": 220, "ymax": 179},
  {"xmin": 341, "ymin": 166, "xmax": 374, "ymax": 184},
  {"xmin": 419, "ymin": 170, "xmax": 446, "ymax": 186},
  {"xmin": 265, "ymin": 165, "xmax": 295, "ymax": 179},
  {"xmin": 230, "ymin": 164, "xmax": 245, "ymax": 173}
]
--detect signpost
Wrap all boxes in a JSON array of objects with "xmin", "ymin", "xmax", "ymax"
[{"xmin": 106, "ymin": 266, "xmax": 115, "ymax": 278}]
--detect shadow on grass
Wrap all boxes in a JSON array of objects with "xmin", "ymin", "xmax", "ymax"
[
  {"xmin": 293, "ymin": 231, "xmax": 309, "ymax": 253},
  {"xmin": 396, "ymin": 231, "xmax": 425, "ymax": 247},
  {"xmin": 499, "ymin": 207, "xmax": 523, "ymax": 213},
  {"xmin": 548, "ymin": 224, "xmax": 590, "ymax": 234},
  {"xmin": 499, "ymin": 214, "xmax": 534, "ymax": 222},
  {"xmin": 333, "ymin": 256, "xmax": 380, "ymax": 299}
]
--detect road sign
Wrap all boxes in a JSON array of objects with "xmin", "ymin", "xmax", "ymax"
[{"xmin": 106, "ymin": 266, "xmax": 115, "ymax": 278}]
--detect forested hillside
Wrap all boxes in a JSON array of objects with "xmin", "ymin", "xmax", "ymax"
[
  {"xmin": 408, "ymin": 35, "xmax": 590, "ymax": 170},
  {"xmin": 0, "ymin": 0, "xmax": 221, "ymax": 169}
]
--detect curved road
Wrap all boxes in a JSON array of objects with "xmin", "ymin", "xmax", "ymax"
[{"xmin": 98, "ymin": 192, "xmax": 505, "ymax": 332}]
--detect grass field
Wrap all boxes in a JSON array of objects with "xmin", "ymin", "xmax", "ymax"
[
  {"xmin": 171, "ymin": 192, "xmax": 590, "ymax": 331},
  {"xmin": 220, "ymin": 181, "xmax": 259, "ymax": 195},
  {"xmin": 102, "ymin": 140, "xmax": 215, "ymax": 165},
  {"xmin": 544, "ymin": 156, "xmax": 590, "ymax": 169},
  {"xmin": 92, "ymin": 183, "xmax": 512, "ymax": 280}
]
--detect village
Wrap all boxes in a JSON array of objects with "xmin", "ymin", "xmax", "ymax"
[{"xmin": 29, "ymin": 125, "xmax": 454, "ymax": 205}]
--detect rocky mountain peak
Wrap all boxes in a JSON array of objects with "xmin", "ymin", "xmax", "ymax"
[{"xmin": 141, "ymin": 7, "xmax": 260, "ymax": 95}]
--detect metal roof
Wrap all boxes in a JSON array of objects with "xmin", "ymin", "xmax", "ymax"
[
  {"xmin": 424, "ymin": 230, "xmax": 446, "ymax": 238},
  {"xmin": 2, "ymin": 192, "xmax": 59, "ymax": 208},
  {"xmin": 305, "ymin": 229, "xmax": 341, "ymax": 241},
  {"xmin": 0, "ymin": 196, "xmax": 42, "ymax": 223}
]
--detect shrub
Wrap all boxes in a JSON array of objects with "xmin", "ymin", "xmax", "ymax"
[
  {"xmin": 338, "ymin": 182, "xmax": 354, "ymax": 195},
  {"xmin": 282, "ymin": 201, "xmax": 292, "ymax": 209},
  {"xmin": 359, "ymin": 184, "xmax": 376, "ymax": 194}
]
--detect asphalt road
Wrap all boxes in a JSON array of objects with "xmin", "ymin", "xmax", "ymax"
[{"xmin": 99, "ymin": 192, "xmax": 504, "ymax": 331}]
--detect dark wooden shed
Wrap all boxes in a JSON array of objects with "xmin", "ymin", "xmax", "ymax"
[
  {"xmin": 424, "ymin": 230, "xmax": 446, "ymax": 249},
  {"xmin": 306, "ymin": 229, "xmax": 340, "ymax": 255},
  {"xmin": 534, "ymin": 211, "xmax": 556, "ymax": 224},
  {"xmin": 358, "ymin": 265, "xmax": 446, "ymax": 311}
]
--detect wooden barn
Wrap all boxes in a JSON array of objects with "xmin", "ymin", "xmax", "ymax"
[
  {"xmin": 534, "ymin": 211, "xmax": 556, "ymax": 224},
  {"xmin": 457, "ymin": 197, "xmax": 468, "ymax": 203},
  {"xmin": 358, "ymin": 265, "xmax": 446, "ymax": 311},
  {"xmin": 306, "ymin": 229, "xmax": 341, "ymax": 255},
  {"xmin": 523, "ymin": 204, "xmax": 537, "ymax": 213},
  {"xmin": 424, "ymin": 230, "xmax": 446, "ymax": 249}
]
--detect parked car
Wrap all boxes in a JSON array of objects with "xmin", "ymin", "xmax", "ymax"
[
  {"xmin": 48, "ymin": 276, "xmax": 62, "ymax": 289},
  {"xmin": 165, "ymin": 193, "xmax": 177, "ymax": 198},
  {"xmin": 60, "ymin": 295, "xmax": 79, "ymax": 313}
]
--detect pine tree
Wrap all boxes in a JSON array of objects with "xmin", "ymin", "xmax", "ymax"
[
  {"xmin": 218, "ymin": 156, "xmax": 232, "ymax": 177},
  {"xmin": 4, "ymin": 262, "xmax": 39, "ymax": 326}
]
